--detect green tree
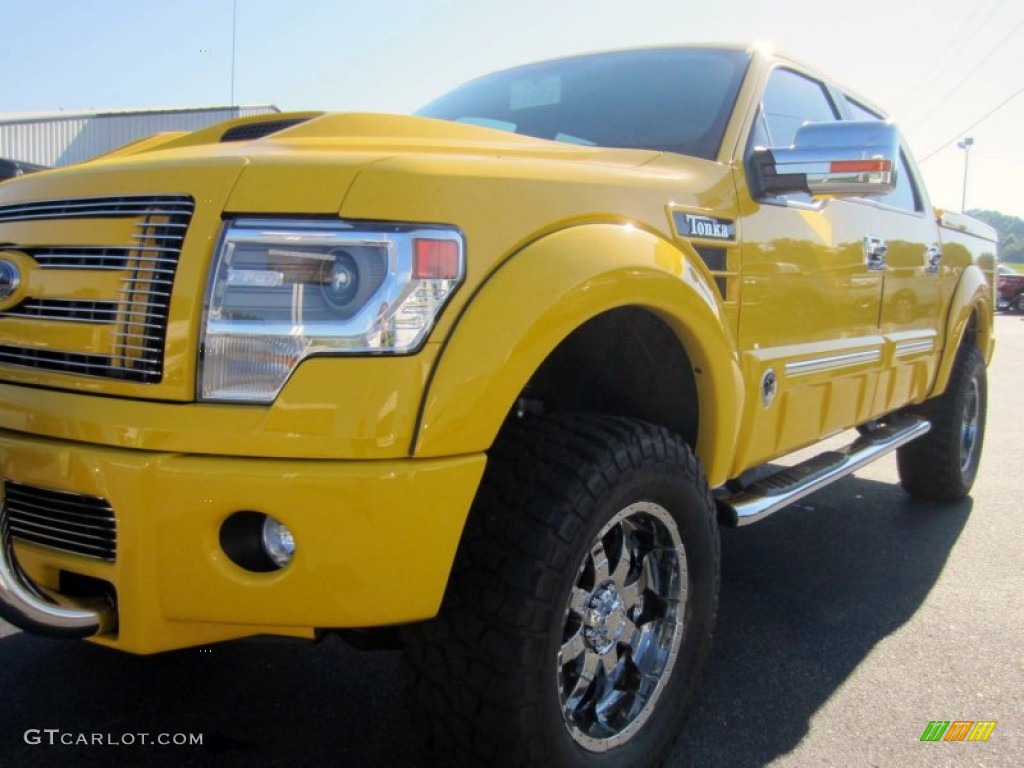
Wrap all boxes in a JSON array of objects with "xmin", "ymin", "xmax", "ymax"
[{"xmin": 968, "ymin": 210, "xmax": 1024, "ymax": 263}]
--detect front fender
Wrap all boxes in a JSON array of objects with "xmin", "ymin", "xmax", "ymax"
[
  {"xmin": 932, "ymin": 264, "xmax": 994, "ymax": 397},
  {"xmin": 413, "ymin": 223, "xmax": 744, "ymax": 486}
]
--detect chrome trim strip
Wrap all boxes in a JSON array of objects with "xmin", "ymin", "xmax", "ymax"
[
  {"xmin": 895, "ymin": 339, "xmax": 935, "ymax": 357},
  {"xmin": 784, "ymin": 349, "xmax": 882, "ymax": 376}
]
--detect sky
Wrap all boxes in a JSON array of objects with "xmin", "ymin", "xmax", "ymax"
[{"xmin": 2, "ymin": 0, "xmax": 1022, "ymax": 218}]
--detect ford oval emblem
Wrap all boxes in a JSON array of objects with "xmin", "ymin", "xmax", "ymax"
[{"xmin": 0, "ymin": 260, "xmax": 20, "ymax": 300}]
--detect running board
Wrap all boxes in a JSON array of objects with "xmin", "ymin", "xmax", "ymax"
[{"xmin": 716, "ymin": 416, "xmax": 930, "ymax": 527}]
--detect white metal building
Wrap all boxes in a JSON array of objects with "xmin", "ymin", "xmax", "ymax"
[{"xmin": 0, "ymin": 105, "xmax": 279, "ymax": 168}]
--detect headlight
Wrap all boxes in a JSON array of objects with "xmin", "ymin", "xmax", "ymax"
[{"xmin": 199, "ymin": 218, "xmax": 464, "ymax": 403}]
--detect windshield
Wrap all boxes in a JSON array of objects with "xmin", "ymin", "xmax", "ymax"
[{"xmin": 417, "ymin": 48, "xmax": 750, "ymax": 160}]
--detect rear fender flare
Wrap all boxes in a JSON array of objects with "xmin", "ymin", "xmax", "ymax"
[{"xmin": 932, "ymin": 264, "xmax": 994, "ymax": 397}]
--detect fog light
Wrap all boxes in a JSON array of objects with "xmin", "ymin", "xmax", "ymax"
[{"xmin": 261, "ymin": 516, "xmax": 296, "ymax": 568}]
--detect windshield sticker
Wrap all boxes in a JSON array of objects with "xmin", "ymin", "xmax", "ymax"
[
  {"xmin": 673, "ymin": 212, "xmax": 735, "ymax": 241},
  {"xmin": 510, "ymin": 76, "xmax": 562, "ymax": 110}
]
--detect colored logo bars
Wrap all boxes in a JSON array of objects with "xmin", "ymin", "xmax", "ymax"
[{"xmin": 920, "ymin": 721, "xmax": 997, "ymax": 742}]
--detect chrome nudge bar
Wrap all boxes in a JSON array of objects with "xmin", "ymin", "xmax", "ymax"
[{"xmin": 0, "ymin": 512, "xmax": 116, "ymax": 638}]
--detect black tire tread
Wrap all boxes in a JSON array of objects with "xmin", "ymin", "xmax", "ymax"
[{"xmin": 897, "ymin": 344, "xmax": 986, "ymax": 501}]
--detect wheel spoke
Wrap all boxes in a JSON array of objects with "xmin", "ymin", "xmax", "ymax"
[
  {"xmin": 563, "ymin": 650, "xmax": 600, "ymax": 713},
  {"xmin": 590, "ymin": 538, "xmax": 610, "ymax": 584},
  {"xmin": 597, "ymin": 646, "xmax": 620, "ymax": 677},
  {"xmin": 567, "ymin": 586, "xmax": 590, "ymax": 618},
  {"xmin": 640, "ymin": 551, "xmax": 667, "ymax": 602},
  {"xmin": 609, "ymin": 540, "xmax": 631, "ymax": 590},
  {"xmin": 618, "ymin": 578, "xmax": 641, "ymax": 612},
  {"xmin": 619, "ymin": 615, "xmax": 640, "ymax": 648},
  {"xmin": 560, "ymin": 628, "xmax": 587, "ymax": 665}
]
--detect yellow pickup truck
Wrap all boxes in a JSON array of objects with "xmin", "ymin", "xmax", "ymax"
[{"xmin": 0, "ymin": 45, "xmax": 996, "ymax": 766}]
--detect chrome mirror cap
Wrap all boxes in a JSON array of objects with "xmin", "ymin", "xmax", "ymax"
[{"xmin": 752, "ymin": 120, "xmax": 900, "ymax": 198}]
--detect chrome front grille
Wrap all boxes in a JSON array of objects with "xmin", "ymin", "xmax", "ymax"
[
  {"xmin": 2, "ymin": 481, "xmax": 117, "ymax": 561},
  {"xmin": 0, "ymin": 194, "xmax": 194, "ymax": 383}
]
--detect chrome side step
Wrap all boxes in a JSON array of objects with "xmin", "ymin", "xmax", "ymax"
[{"xmin": 716, "ymin": 416, "xmax": 930, "ymax": 527}]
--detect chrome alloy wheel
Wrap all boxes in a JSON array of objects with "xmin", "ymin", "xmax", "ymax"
[
  {"xmin": 960, "ymin": 375, "xmax": 981, "ymax": 472},
  {"xmin": 557, "ymin": 501, "xmax": 687, "ymax": 751}
]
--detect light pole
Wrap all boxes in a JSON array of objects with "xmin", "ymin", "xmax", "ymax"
[
  {"xmin": 957, "ymin": 137, "xmax": 974, "ymax": 213},
  {"xmin": 230, "ymin": 0, "xmax": 237, "ymax": 107}
]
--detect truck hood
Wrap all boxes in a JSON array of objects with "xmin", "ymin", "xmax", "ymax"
[{"xmin": 222, "ymin": 112, "xmax": 668, "ymax": 215}]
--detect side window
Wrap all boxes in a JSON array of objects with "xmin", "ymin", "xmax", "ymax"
[
  {"xmin": 845, "ymin": 97, "xmax": 921, "ymax": 213},
  {"xmin": 759, "ymin": 69, "xmax": 839, "ymax": 148}
]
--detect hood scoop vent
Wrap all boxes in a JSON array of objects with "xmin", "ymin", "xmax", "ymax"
[{"xmin": 220, "ymin": 118, "xmax": 311, "ymax": 143}]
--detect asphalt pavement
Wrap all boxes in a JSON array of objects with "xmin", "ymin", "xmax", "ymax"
[{"xmin": 2, "ymin": 315, "xmax": 1022, "ymax": 767}]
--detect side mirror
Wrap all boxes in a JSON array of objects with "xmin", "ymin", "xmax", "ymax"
[{"xmin": 751, "ymin": 120, "xmax": 899, "ymax": 198}]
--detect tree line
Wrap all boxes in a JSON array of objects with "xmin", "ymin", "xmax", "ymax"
[{"xmin": 968, "ymin": 209, "xmax": 1024, "ymax": 265}]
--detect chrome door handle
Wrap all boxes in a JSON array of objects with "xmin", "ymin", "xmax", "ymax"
[
  {"xmin": 926, "ymin": 244, "xmax": 942, "ymax": 273},
  {"xmin": 864, "ymin": 236, "xmax": 887, "ymax": 270}
]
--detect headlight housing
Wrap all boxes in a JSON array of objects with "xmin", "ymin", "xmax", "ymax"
[{"xmin": 199, "ymin": 218, "xmax": 464, "ymax": 403}]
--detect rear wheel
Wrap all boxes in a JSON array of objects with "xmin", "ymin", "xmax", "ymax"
[
  {"xmin": 403, "ymin": 414, "xmax": 719, "ymax": 767},
  {"xmin": 897, "ymin": 344, "xmax": 987, "ymax": 500}
]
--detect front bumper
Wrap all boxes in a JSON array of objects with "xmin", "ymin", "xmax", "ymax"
[{"xmin": 0, "ymin": 430, "xmax": 485, "ymax": 653}]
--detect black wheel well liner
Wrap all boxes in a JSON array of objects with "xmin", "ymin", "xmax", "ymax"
[{"xmin": 516, "ymin": 307, "xmax": 699, "ymax": 447}]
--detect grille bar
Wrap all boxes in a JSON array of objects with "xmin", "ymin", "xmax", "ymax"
[
  {"xmin": 33, "ymin": 247, "xmax": 182, "ymax": 270},
  {"xmin": 3, "ymin": 497, "xmax": 117, "ymax": 522},
  {"xmin": 0, "ymin": 346, "xmax": 159, "ymax": 375},
  {"xmin": 3, "ymin": 481, "xmax": 116, "ymax": 561},
  {"xmin": 2, "ymin": 299, "xmax": 120, "ymax": 324},
  {"xmin": 0, "ymin": 196, "xmax": 193, "ymax": 222},
  {"xmin": 13, "ymin": 514, "xmax": 116, "ymax": 543}
]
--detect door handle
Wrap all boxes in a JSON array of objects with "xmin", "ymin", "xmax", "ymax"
[
  {"xmin": 926, "ymin": 244, "xmax": 941, "ymax": 273},
  {"xmin": 863, "ymin": 236, "xmax": 887, "ymax": 271}
]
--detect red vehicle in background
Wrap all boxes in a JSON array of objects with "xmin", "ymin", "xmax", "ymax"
[{"xmin": 997, "ymin": 265, "xmax": 1024, "ymax": 312}]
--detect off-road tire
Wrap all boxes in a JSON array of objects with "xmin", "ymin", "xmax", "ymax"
[
  {"xmin": 403, "ymin": 413, "xmax": 719, "ymax": 767},
  {"xmin": 897, "ymin": 344, "xmax": 987, "ymax": 500}
]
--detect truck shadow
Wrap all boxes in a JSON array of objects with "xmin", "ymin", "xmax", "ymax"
[
  {"xmin": 670, "ymin": 473, "xmax": 971, "ymax": 767},
  {"xmin": 0, "ymin": 474, "xmax": 968, "ymax": 768}
]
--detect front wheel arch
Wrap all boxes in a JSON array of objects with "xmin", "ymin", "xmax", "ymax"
[{"xmin": 413, "ymin": 223, "xmax": 744, "ymax": 486}]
